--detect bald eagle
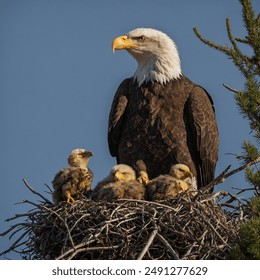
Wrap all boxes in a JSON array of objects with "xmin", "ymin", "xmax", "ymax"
[
  {"xmin": 146, "ymin": 163, "xmax": 196, "ymax": 201},
  {"xmin": 109, "ymin": 28, "xmax": 218, "ymax": 189},
  {"xmin": 52, "ymin": 148, "xmax": 93, "ymax": 204},
  {"xmin": 92, "ymin": 164, "xmax": 145, "ymax": 201}
]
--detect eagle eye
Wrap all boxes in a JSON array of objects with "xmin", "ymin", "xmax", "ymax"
[{"xmin": 137, "ymin": 36, "xmax": 145, "ymax": 42}]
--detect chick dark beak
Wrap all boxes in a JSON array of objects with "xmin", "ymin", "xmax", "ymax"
[
  {"xmin": 81, "ymin": 151, "xmax": 93, "ymax": 158},
  {"xmin": 186, "ymin": 171, "xmax": 193, "ymax": 178}
]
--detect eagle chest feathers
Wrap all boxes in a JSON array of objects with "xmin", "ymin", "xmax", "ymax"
[
  {"xmin": 128, "ymin": 79, "xmax": 190, "ymax": 142},
  {"xmin": 114, "ymin": 77, "xmax": 197, "ymax": 178}
]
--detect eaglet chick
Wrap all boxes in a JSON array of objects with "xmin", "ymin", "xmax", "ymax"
[
  {"xmin": 146, "ymin": 163, "xmax": 197, "ymax": 201},
  {"xmin": 92, "ymin": 164, "xmax": 145, "ymax": 201},
  {"xmin": 52, "ymin": 148, "xmax": 93, "ymax": 204}
]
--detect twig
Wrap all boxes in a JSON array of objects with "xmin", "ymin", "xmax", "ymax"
[
  {"xmin": 225, "ymin": 156, "xmax": 260, "ymax": 178},
  {"xmin": 22, "ymin": 179, "xmax": 52, "ymax": 205},
  {"xmin": 223, "ymin": 83, "xmax": 241, "ymax": 94},
  {"xmin": 57, "ymin": 241, "xmax": 124, "ymax": 260},
  {"xmin": 204, "ymin": 156, "xmax": 260, "ymax": 191},
  {"xmin": 157, "ymin": 233, "xmax": 179, "ymax": 260},
  {"xmin": 5, "ymin": 212, "xmax": 39, "ymax": 222},
  {"xmin": 201, "ymin": 165, "xmax": 231, "ymax": 193},
  {"xmin": 44, "ymin": 184, "xmax": 52, "ymax": 193},
  {"xmin": 137, "ymin": 227, "xmax": 158, "ymax": 260},
  {"xmin": 200, "ymin": 215, "xmax": 229, "ymax": 246},
  {"xmin": 222, "ymin": 192, "xmax": 245, "ymax": 205},
  {"xmin": 193, "ymin": 27, "xmax": 230, "ymax": 54},
  {"xmin": 182, "ymin": 241, "xmax": 197, "ymax": 259},
  {"xmin": 0, "ymin": 222, "xmax": 31, "ymax": 236},
  {"xmin": 232, "ymin": 186, "xmax": 255, "ymax": 195},
  {"xmin": 220, "ymin": 203, "xmax": 241, "ymax": 211},
  {"xmin": 119, "ymin": 198, "xmax": 182, "ymax": 212},
  {"xmin": 0, "ymin": 229, "xmax": 31, "ymax": 256}
]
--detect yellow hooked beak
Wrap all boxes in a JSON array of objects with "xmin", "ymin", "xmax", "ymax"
[
  {"xmin": 185, "ymin": 170, "xmax": 193, "ymax": 179},
  {"xmin": 114, "ymin": 171, "xmax": 125, "ymax": 181},
  {"xmin": 112, "ymin": 35, "xmax": 139, "ymax": 53}
]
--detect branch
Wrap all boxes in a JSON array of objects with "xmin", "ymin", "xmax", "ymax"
[
  {"xmin": 203, "ymin": 156, "xmax": 260, "ymax": 191},
  {"xmin": 193, "ymin": 27, "xmax": 231, "ymax": 54},
  {"xmin": 226, "ymin": 18, "xmax": 241, "ymax": 55},
  {"xmin": 232, "ymin": 186, "xmax": 255, "ymax": 195},
  {"xmin": 22, "ymin": 179, "xmax": 53, "ymax": 205},
  {"xmin": 235, "ymin": 37, "xmax": 249, "ymax": 44},
  {"xmin": 137, "ymin": 227, "xmax": 158, "ymax": 260},
  {"xmin": 157, "ymin": 233, "xmax": 179, "ymax": 260},
  {"xmin": 57, "ymin": 240, "xmax": 124, "ymax": 260},
  {"xmin": 119, "ymin": 198, "xmax": 182, "ymax": 212},
  {"xmin": 0, "ymin": 229, "xmax": 31, "ymax": 256},
  {"xmin": 225, "ymin": 156, "xmax": 260, "ymax": 179},
  {"xmin": 201, "ymin": 165, "xmax": 231, "ymax": 193},
  {"xmin": 223, "ymin": 83, "xmax": 241, "ymax": 94}
]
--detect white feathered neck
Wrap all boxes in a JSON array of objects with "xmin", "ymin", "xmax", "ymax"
[{"xmin": 126, "ymin": 28, "xmax": 182, "ymax": 86}]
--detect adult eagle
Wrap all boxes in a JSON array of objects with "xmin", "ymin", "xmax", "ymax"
[{"xmin": 108, "ymin": 28, "xmax": 218, "ymax": 189}]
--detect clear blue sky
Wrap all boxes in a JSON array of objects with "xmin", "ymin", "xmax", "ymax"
[{"xmin": 1, "ymin": 0, "xmax": 259, "ymax": 259}]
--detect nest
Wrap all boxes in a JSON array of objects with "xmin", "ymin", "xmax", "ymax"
[{"xmin": 1, "ymin": 180, "xmax": 243, "ymax": 260}]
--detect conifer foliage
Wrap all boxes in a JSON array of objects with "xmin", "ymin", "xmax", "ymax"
[{"xmin": 194, "ymin": 0, "xmax": 260, "ymax": 259}]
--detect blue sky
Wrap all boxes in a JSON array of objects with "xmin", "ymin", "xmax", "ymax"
[{"xmin": 1, "ymin": 0, "xmax": 259, "ymax": 259}]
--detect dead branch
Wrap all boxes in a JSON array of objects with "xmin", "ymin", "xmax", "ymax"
[
  {"xmin": 22, "ymin": 179, "xmax": 53, "ymax": 205},
  {"xmin": 223, "ymin": 83, "xmax": 241, "ymax": 94},
  {"xmin": 204, "ymin": 156, "xmax": 260, "ymax": 192},
  {"xmin": 157, "ymin": 233, "xmax": 179, "ymax": 260},
  {"xmin": 137, "ymin": 227, "xmax": 158, "ymax": 260}
]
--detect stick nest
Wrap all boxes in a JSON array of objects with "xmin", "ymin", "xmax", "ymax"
[{"xmin": 1, "ymin": 181, "xmax": 243, "ymax": 260}]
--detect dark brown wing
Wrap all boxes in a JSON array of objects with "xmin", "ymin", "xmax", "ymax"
[
  {"xmin": 52, "ymin": 168, "xmax": 71, "ymax": 203},
  {"xmin": 52, "ymin": 168, "xmax": 70, "ymax": 191},
  {"xmin": 186, "ymin": 86, "xmax": 219, "ymax": 188},
  {"xmin": 108, "ymin": 78, "xmax": 131, "ymax": 158}
]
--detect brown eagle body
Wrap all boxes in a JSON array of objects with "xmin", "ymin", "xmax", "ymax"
[{"xmin": 109, "ymin": 28, "xmax": 219, "ymax": 189}]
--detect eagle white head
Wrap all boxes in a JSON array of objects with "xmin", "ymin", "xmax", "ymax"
[{"xmin": 112, "ymin": 28, "xmax": 182, "ymax": 86}]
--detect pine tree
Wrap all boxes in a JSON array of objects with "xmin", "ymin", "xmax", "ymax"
[
  {"xmin": 229, "ymin": 197, "xmax": 260, "ymax": 259},
  {"xmin": 193, "ymin": 0, "xmax": 260, "ymax": 259}
]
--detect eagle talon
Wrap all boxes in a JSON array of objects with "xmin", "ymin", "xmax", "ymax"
[{"xmin": 66, "ymin": 193, "xmax": 75, "ymax": 203}]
